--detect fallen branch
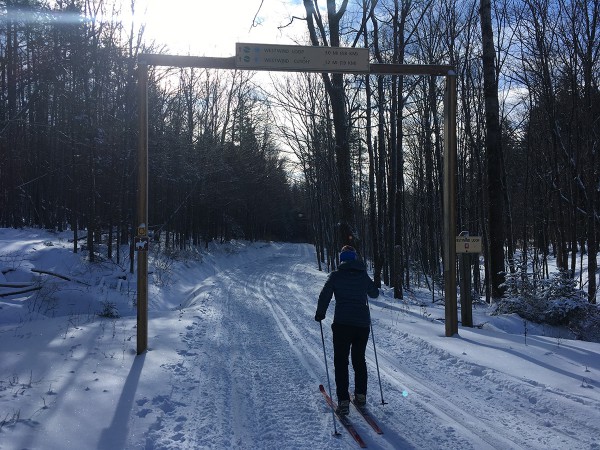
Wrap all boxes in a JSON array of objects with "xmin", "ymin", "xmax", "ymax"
[
  {"xmin": 31, "ymin": 269, "xmax": 71, "ymax": 281},
  {"xmin": 31, "ymin": 269, "xmax": 91, "ymax": 286},
  {"xmin": 0, "ymin": 282, "xmax": 36, "ymax": 288},
  {"xmin": 0, "ymin": 286, "xmax": 42, "ymax": 297}
]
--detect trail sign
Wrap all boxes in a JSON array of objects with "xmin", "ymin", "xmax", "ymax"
[
  {"xmin": 135, "ymin": 236, "xmax": 149, "ymax": 252},
  {"xmin": 456, "ymin": 236, "xmax": 482, "ymax": 253},
  {"xmin": 235, "ymin": 43, "xmax": 369, "ymax": 73}
]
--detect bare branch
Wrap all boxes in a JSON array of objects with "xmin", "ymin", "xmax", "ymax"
[
  {"xmin": 249, "ymin": 0, "xmax": 265, "ymax": 32},
  {"xmin": 31, "ymin": 269, "xmax": 91, "ymax": 286},
  {"xmin": 0, "ymin": 286, "xmax": 42, "ymax": 297}
]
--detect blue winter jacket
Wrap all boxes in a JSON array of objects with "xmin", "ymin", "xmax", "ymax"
[{"xmin": 316, "ymin": 259, "xmax": 379, "ymax": 328}]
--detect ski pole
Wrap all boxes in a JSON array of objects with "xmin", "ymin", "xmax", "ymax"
[
  {"xmin": 320, "ymin": 321, "xmax": 340, "ymax": 436},
  {"xmin": 367, "ymin": 298, "xmax": 387, "ymax": 405}
]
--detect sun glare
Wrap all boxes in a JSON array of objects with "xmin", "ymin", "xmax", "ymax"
[
  {"xmin": 1, "ymin": 0, "xmax": 305, "ymax": 57},
  {"xmin": 0, "ymin": 0, "xmax": 305, "ymax": 57},
  {"xmin": 138, "ymin": 0, "xmax": 305, "ymax": 56}
]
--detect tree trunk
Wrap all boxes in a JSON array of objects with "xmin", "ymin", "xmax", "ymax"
[
  {"xmin": 363, "ymin": 18, "xmax": 382, "ymax": 287},
  {"xmin": 480, "ymin": 0, "xmax": 506, "ymax": 299},
  {"xmin": 303, "ymin": 0, "xmax": 356, "ymax": 247}
]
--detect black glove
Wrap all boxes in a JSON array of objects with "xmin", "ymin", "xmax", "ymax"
[{"xmin": 314, "ymin": 313, "xmax": 325, "ymax": 322}]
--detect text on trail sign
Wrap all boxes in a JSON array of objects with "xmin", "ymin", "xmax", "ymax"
[
  {"xmin": 456, "ymin": 236, "xmax": 482, "ymax": 253},
  {"xmin": 235, "ymin": 43, "xmax": 370, "ymax": 73}
]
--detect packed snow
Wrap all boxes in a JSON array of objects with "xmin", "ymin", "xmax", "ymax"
[{"xmin": 0, "ymin": 228, "xmax": 599, "ymax": 449}]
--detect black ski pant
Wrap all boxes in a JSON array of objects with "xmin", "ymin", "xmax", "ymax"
[{"xmin": 332, "ymin": 322, "xmax": 370, "ymax": 403}]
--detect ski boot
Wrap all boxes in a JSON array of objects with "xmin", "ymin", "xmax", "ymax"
[
  {"xmin": 354, "ymin": 393, "xmax": 366, "ymax": 407},
  {"xmin": 336, "ymin": 399, "xmax": 350, "ymax": 415}
]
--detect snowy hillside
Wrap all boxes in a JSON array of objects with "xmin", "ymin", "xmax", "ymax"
[{"xmin": 1, "ymin": 228, "xmax": 599, "ymax": 449}]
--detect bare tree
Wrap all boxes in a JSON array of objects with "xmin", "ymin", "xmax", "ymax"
[
  {"xmin": 480, "ymin": 0, "xmax": 506, "ymax": 299},
  {"xmin": 302, "ymin": 0, "xmax": 357, "ymax": 248}
]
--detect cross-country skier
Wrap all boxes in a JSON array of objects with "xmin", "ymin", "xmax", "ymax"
[{"xmin": 314, "ymin": 245, "xmax": 379, "ymax": 415}]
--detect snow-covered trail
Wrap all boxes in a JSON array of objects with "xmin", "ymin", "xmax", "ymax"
[
  {"xmin": 127, "ymin": 243, "xmax": 599, "ymax": 449},
  {"xmin": 134, "ymin": 243, "xmax": 333, "ymax": 449}
]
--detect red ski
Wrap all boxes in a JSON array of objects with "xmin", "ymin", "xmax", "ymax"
[
  {"xmin": 350, "ymin": 396, "xmax": 384, "ymax": 434},
  {"xmin": 319, "ymin": 384, "xmax": 367, "ymax": 448}
]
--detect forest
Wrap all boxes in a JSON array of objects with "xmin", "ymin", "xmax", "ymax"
[{"xmin": 1, "ymin": 0, "xmax": 599, "ymax": 315}]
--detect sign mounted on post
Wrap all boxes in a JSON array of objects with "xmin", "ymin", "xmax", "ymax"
[
  {"xmin": 456, "ymin": 236, "xmax": 482, "ymax": 253},
  {"xmin": 135, "ymin": 236, "xmax": 149, "ymax": 252},
  {"xmin": 235, "ymin": 43, "xmax": 369, "ymax": 73}
]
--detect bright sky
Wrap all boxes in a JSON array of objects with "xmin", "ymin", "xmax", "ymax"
[{"xmin": 136, "ymin": 0, "xmax": 307, "ymax": 56}]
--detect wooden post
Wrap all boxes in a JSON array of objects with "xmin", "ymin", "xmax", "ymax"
[
  {"xmin": 460, "ymin": 253, "xmax": 473, "ymax": 327},
  {"xmin": 443, "ymin": 72, "xmax": 458, "ymax": 337},
  {"xmin": 137, "ymin": 63, "xmax": 148, "ymax": 355}
]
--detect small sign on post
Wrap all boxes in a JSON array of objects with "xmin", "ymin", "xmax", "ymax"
[
  {"xmin": 456, "ymin": 236, "xmax": 482, "ymax": 253},
  {"xmin": 135, "ymin": 236, "xmax": 149, "ymax": 252},
  {"xmin": 456, "ymin": 233, "xmax": 481, "ymax": 328}
]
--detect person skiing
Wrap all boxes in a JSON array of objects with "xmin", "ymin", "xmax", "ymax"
[{"xmin": 314, "ymin": 245, "xmax": 379, "ymax": 415}]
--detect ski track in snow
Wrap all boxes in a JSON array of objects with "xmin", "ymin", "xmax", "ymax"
[
  {"xmin": 127, "ymin": 243, "xmax": 599, "ymax": 449},
  {"xmin": 370, "ymin": 327, "xmax": 600, "ymax": 450}
]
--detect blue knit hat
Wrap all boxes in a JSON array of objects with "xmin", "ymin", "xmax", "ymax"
[{"xmin": 340, "ymin": 245, "xmax": 357, "ymax": 262}]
